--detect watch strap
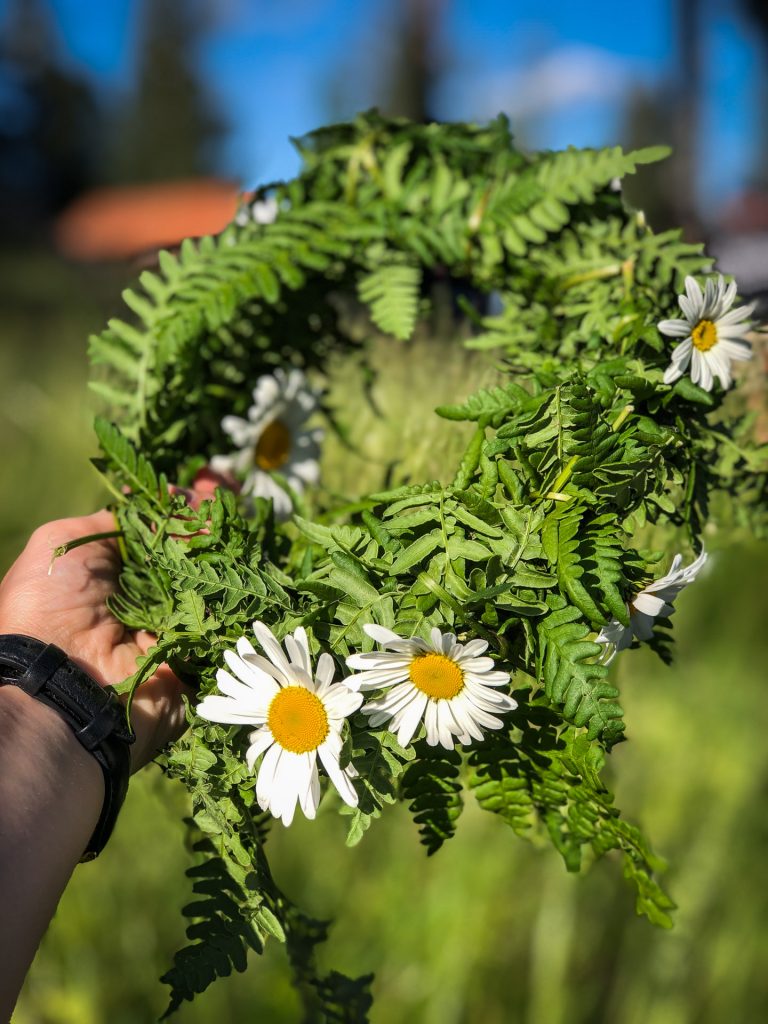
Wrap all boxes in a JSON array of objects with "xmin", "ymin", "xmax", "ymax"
[{"xmin": 0, "ymin": 633, "xmax": 134, "ymax": 860}]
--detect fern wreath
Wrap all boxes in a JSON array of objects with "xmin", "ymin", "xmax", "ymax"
[{"xmin": 84, "ymin": 112, "xmax": 765, "ymax": 1019}]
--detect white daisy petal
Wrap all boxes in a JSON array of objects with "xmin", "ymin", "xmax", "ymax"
[
  {"xmin": 465, "ymin": 669, "xmax": 510, "ymax": 687},
  {"xmin": 394, "ymin": 693, "xmax": 430, "ymax": 747},
  {"xmin": 235, "ymin": 635, "xmax": 257, "ymax": 659},
  {"xmin": 684, "ymin": 275, "xmax": 703, "ymax": 307},
  {"xmin": 363, "ymin": 686, "xmax": 423, "ymax": 728},
  {"xmin": 436, "ymin": 712, "xmax": 455, "ymax": 749},
  {"xmin": 631, "ymin": 592, "xmax": 666, "ymax": 617},
  {"xmin": 711, "ymin": 350, "xmax": 732, "ymax": 389},
  {"xmin": 276, "ymin": 751, "xmax": 314, "ymax": 827},
  {"xmin": 669, "ymin": 338, "xmax": 693, "ymax": 363},
  {"xmin": 658, "ymin": 318, "xmax": 691, "ymax": 338},
  {"xmin": 196, "ymin": 693, "xmax": 267, "ymax": 725},
  {"xmin": 720, "ymin": 339, "xmax": 752, "ymax": 361},
  {"xmin": 631, "ymin": 611, "xmax": 656, "ymax": 642},
  {"xmin": 322, "ymin": 685, "xmax": 364, "ymax": 718},
  {"xmin": 225, "ymin": 651, "xmax": 279, "ymax": 696},
  {"xmin": 221, "ymin": 414, "xmax": 252, "ymax": 446},
  {"xmin": 252, "ymin": 620, "xmax": 293, "ymax": 678},
  {"xmin": 718, "ymin": 302, "xmax": 754, "ymax": 325},
  {"xmin": 424, "ymin": 702, "xmax": 440, "ymax": 745},
  {"xmin": 721, "ymin": 279, "xmax": 738, "ymax": 309},
  {"xmin": 678, "ymin": 294, "xmax": 697, "ymax": 322},
  {"xmin": 256, "ymin": 743, "xmax": 282, "ymax": 811},
  {"xmin": 209, "ymin": 454, "xmax": 235, "ymax": 475},
  {"xmin": 215, "ymin": 667, "xmax": 275, "ymax": 709},
  {"xmin": 464, "ymin": 680, "xmax": 517, "ymax": 711},
  {"xmin": 458, "ymin": 638, "xmax": 490, "ymax": 659},
  {"xmin": 706, "ymin": 276, "xmax": 721, "ymax": 305},
  {"xmin": 314, "ymin": 652, "xmax": 337, "ymax": 692},
  {"xmin": 284, "ymin": 626, "xmax": 312, "ymax": 676},
  {"xmin": 246, "ymin": 728, "xmax": 274, "ymax": 770},
  {"xmin": 698, "ymin": 352, "xmax": 713, "ymax": 391},
  {"xmin": 448, "ymin": 697, "xmax": 486, "ymax": 742},
  {"xmin": 299, "ymin": 759, "xmax": 321, "ymax": 819},
  {"xmin": 344, "ymin": 665, "xmax": 411, "ymax": 691},
  {"xmin": 318, "ymin": 742, "xmax": 358, "ymax": 808},
  {"xmin": 362, "ymin": 623, "xmax": 407, "ymax": 646}
]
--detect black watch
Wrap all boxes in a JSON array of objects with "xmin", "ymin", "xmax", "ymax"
[{"xmin": 0, "ymin": 633, "xmax": 134, "ymax": 861}]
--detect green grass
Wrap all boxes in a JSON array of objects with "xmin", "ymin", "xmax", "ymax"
[{"xmin": 6, "ymin": 257, "xmax": 768, "ymax": 1023}]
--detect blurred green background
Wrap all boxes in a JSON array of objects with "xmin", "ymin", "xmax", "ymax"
[
  {"xmin": 3, "ymin": 0, "xmax": 768, "ymax": 1020},
  {"xmin": 3, "ymin": 251, "xmax": 768, "ymax": 1024}
]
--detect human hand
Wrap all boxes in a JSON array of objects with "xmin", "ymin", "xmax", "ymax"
[{"xmin": 0, "ymin": 510, "xmax": 187, "ymax": 770}]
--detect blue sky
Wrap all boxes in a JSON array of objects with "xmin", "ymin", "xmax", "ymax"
[{"xmin": 3, "ymin": 0, "xmax": 765, "ymax": 212}]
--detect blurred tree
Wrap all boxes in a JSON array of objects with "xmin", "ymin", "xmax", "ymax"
[
  {"xmin": 0, "ymin": 0, "xmax": 100, "ymax": 233},
  {"xmin": 743, "ymin": 0, "xmax": 768, "ymax": 187},
  {"xmin": 672, "ymin": 0, "xmax": 703, "ymax": 236},
  {"xmin": 619, "ymin": 87, "xmax": 679, "ymax": 230},
  {"xmin": 379, "ymin": 0, "xmax": 446, "ymax": 123},
  {"xmin": 110, "ymin": 0, "xmax": 225, "ymax": 184},
  {"xmin": 326, "ymin": 0, "xmax": 448, "ymax": 124},
  {"xmin": 744, "ymin": 0, "xmax": 768, "ymax": 52},
  {"xmin": 619, "ymin": 0, "xmax": 704, "ymax": 237}
]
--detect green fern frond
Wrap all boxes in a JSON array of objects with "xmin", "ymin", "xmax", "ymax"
[
  {"xmin": 401, "ymin": 743, "xmax": 463, "ymax": 854},
  {"xmin": 536, "ymin": 596, "xmax": 624, "ymax": 746},
  {"xmin": 357, "ymin": 261, "xmax": 422, "ymax": 340}
]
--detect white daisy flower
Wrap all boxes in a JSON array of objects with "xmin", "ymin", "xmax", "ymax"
[
  {"xmin": 344, "ymin": 625, "xmax": 517, "ymax": 750},
  {"xmin": 210, "ymin": 368, "xmax": 323, "ymax": 519},
  {"xmin": 234, "ymin": 195, "xmax": 278, "ymax": 227},
  {"xmin": 196, "ymin": 621, "xmax": 362, "ymax": 826},
  {"xmin": 660, "ymin": 275, "xmax": 754, "ymax": 391},
  {"xmin": 596, "ymin": 549, "xmax": 708, "ymax": 663}
]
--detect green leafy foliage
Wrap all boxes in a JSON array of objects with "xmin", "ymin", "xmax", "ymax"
[
  {"xmin": 401, "ymin": 742, "xmax": 463, "ymax": 854},
  {"xmin": 468, "ymin": 710, "xmax": 674, "ymax": 927},
  {"xmin": 84, "ymin": 112, "xmax": 766, "ymax": 1015}
]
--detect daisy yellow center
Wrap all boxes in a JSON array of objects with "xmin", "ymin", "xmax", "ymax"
[
  {"xmin": 691, "ymin": 319, "xmax": 718, "ymax": 352},
  {"xmin": 409, "ymin": 653, "xmax": 464, "ymax": 700},
  {"xmin": 254, "ymin": 419, "xmax": 291, "ymax": 471},
  {"xmin": 267, "ymin": 686, "xmax": 329, "ymax": 753}
]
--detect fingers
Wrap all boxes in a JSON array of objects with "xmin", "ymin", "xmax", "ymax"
[
  {"xmin": 127, "ymin": 667, "xmax": 189, "ymax": 773},
  {"xmin": 129, "ymin": 629, "xmax": 194, "ymax": 771},
  {"xmin": 168, "ymin": 468, "xmax": 240, "ymax": 511}
]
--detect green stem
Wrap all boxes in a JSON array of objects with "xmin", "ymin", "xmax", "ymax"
[
  {"xmin": 611, "ymin": 403, "xmax": 634, "ymax": 432},
  {"xmin": 547, "ymin": 455, "xmax": 578, "ymax": 496},
  {"xmin": 557, "ymin": 263, "xmax": 623, "ymax": 291},
  {"xmin": 48, "ymin": 530, "xmax": 124, "ymax": 574}
]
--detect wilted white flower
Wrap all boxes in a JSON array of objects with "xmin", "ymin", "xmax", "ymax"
[
  {"xmin": 210, "ymin": 368, "xmax": 322, "ymax": 519},
  {"xmin": 344, "ymin": 625, "xmax": 517, "ymax": 750},
  {"xmin": 660, "ymin": 275, "xmax": 753, "ymax": 391},
  {"xmin": 596, "ymin": 549, "xmax": 708, "ymax": 662},
  {"xmin": 196, "ymin": 621, "xmax": 362, "ymax": 826}
]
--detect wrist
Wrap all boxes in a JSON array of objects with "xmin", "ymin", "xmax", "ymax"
[
  {"xmin": 0, "ymin": 687, "xmax": 104, "ymax": 1021},
  {"xmin": 0, "ymin": 685, "xmax": 104, "ymax": 819},
  {"xmin": 0, "ymin": 634, "xmax": 134, "ymax": 860}
]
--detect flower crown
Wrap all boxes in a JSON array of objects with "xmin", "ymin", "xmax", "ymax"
[{"xmin": 86, "ymin": 113, "xmax": 766, "ymax": 1019}]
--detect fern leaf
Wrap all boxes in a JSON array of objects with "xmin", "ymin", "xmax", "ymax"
[
  {"xmin": 536, "ymin": 596, "xmax": 624, "ymax": 746},
  {"xmin": 401, "ymin": 743, "xmax": 463, "ymax": 854},
  {"xmin": 357, "ymin": 262, "xmax": 421, "ymax": 340}
]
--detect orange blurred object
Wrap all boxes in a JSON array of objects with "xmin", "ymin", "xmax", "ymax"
[{"xmin": 54, "ymin": 178, "xmax": 241, "ymax": 261}]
